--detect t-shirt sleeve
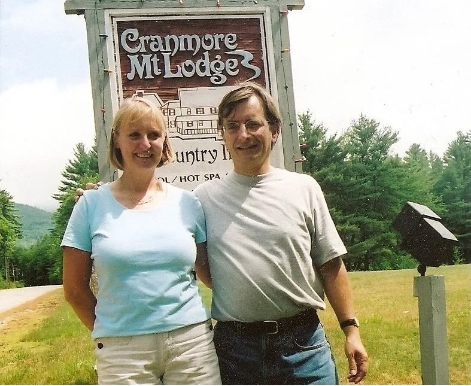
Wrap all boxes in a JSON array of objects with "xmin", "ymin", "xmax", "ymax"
[
  {"xmin": 60, "ymin": 195, "xmax": 92, "ymax": 252},
  {"xmin": 195, "ymin": 199, "xmax": 206, "ymax": 244},
  {"xmin": 193, "ymin": 195, "xmax": 207, "ymax": 244},
  {"xmin": 309, "ymin": 179, "xmax": 347, "ymax": 266}
]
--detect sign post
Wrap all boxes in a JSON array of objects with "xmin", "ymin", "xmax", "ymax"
[
  {"xmin": 413, "ymin": 275, "xmax": 449, "ymax": 385},
  {"xmin": 64, "ymin": 0, "xmax": 305, "ymax": 186}
]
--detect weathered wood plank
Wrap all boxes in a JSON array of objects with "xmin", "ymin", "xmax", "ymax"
[{"xmin": 65, "ymin": 0, "xmax": 304, "ymax": 15}]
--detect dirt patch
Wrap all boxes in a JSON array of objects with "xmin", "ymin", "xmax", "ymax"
[{"xmin": 0, "ymin": 289, "xmax": 63, "ymax": 340}]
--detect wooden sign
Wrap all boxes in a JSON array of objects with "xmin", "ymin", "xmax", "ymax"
[{"xmin": 64, "ymin": 1, "xmax": 304, "ymax": 185}]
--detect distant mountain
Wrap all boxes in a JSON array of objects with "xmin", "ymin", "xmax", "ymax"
[{"xmin": 14, "ymin": 203, "xmax": 53, "ymax": 247}]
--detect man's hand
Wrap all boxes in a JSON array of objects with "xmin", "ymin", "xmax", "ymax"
[
  {"xmin": 318, "ymin": 258, "xmax": 369, "ymax": 383},
  {"xmin": 74, "ymin": 182, "xmax": 103, "ymax": 202},
  {"xmin": 345, "ymin": 331, "xmax": 368, "ymax": 383}
]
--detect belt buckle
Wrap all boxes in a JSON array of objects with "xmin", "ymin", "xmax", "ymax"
[{"xmin": 263, "ymin": 320, "xmax": 279, "ymax": 334}]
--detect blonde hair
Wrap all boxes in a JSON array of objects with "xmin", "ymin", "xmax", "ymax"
[{"xmin": 108, "ymin": 96, "xmax": 174, "ymax": 170}]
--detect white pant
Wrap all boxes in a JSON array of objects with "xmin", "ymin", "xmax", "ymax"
[{"xmin": 94, "ymin": 320, "xmax": 221, "ymax": 385}]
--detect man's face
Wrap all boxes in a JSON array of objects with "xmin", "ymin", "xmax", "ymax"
[{"xmin": 222, "ymin": 95, "xmax": 279, "ymax": 176}]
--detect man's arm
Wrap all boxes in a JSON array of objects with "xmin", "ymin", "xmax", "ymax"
[
  {"xmin": 318, "ymin": 256, "xmax": 368, "ymax": 384},
  {"xmin": 195, "ymin": 242, "xmax": 212, "ymax": 289}
]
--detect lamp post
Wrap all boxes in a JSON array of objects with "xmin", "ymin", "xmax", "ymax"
[{"xmin": 393, "ymin": 202, "xmax": 458, "ymax": 385}]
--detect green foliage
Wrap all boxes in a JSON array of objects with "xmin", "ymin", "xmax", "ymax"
[
  {"xmin": 303, "ymin": 115, "xmax": 403, "ymax": 270},
  {"xmin": 433, "ymin": 130, "xmax": 471, "ymax": 263},
  {"xmin": 11, "ymin": 143, "xmax": 99, "ymax": 286},
  {"xmin": 299, "ymin": 113, "xmax": 469, "ymax": 270},
  {"xmin": 14, "ymin": 235, "xmax": 62, "ymax": 285},
  {"xmin": 53, "ymin": 143, "xmax": 99, "ymax": 200},
  {"xmin": 14, "ymin": 203, "xmax": 53, "ymax": 247},
  {"xmin": 0, "ymin": 188, "xmax": 22, "ymax": 282},
  {"xmin": 52, "ymin": 143, "xmax": 99, "ymax": 239},
  {"xmin": 0, "ymin": 276, "xmax": 24, "ymax": 289},
  {"xmin": 298, "ymin": 111, "xmax": 346, "ymax": 178}
]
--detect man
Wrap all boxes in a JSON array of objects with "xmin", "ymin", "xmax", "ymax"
[
  {"xmin": 193, "ymin": 82, "xmax": 368, "ymax": 384},
  {"xmin": 78, "ymin": 82, "xmax": 368, "ymax": 384}
]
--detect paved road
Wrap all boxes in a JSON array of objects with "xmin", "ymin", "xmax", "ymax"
[{"xmin": 0, "ymin": 285, "xmax": 62, "ymax": 314}]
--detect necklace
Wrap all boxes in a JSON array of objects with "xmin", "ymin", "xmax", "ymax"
[
  {"xmin": 117, "ymin": 177, "xmax": 162, "ymax": 206},
  {"xmin": 130, "ymin": 193, "xmax": 156, "ymax": 205}
]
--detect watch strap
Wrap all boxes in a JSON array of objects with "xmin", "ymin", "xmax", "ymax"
[{"xmin": 340, "ymin": 317, "xmax": 359, "ymax": 329}]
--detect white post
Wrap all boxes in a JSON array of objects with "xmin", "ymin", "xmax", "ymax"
[{"xmin": 413, "ymin": 275, "xmax": 449, "ymax": 385}]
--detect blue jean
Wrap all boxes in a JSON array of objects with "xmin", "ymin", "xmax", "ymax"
[{"xmin": 214, "ymin": 315, "xmax": 338, "ymax": 385}]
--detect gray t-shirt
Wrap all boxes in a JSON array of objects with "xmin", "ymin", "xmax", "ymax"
[{"xmin": 194, "ymin": 167, "xmax": 347, "ymax": 322}]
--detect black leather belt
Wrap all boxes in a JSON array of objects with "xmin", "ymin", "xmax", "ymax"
[{"xmin": 219, "ymin": 308, "xmax": 319, "ymax": 335}]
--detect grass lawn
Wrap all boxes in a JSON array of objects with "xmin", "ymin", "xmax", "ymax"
[
  {"xmin": 0, "ymin": 264, "xmax": 469, "ymax": 384},
  {"xmin": 0, "ymin": 290, "xmax": 97, "ymax": 384},
  {"xmin": 323, "ymin": 264, "xmax": 470, "ymax": 384}
]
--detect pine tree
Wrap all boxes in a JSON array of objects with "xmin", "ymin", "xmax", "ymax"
[
  {"xmin": 400, "ymin": 144, "xmax": 444, "ymax": 211},
  {"xmin": 331, "ymin": 116, "xmax": 401, "ymax": 270},
  {"xmin": 298, "ymin": 111, "xmax": 347, "ymax": 234},
  {"xmin": 433, "ymin": 130, "xmax": 471, "ymax": 262},
  {"xmin": 52, "ymin": 143, "xmax": 99, "ymax": 238},
  {"xmin": 0, "ymin": 188, "xmax": 22, "ymax": 283}
]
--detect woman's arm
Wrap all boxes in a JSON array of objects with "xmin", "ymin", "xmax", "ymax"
[{"xmin": 62, "ymin": 246, "xmax": 97, "ymax": 331}]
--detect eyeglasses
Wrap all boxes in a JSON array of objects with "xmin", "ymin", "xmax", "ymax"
[{"xmin": 223, "ymin": 119, "xmax": 269, "ymax": 133}]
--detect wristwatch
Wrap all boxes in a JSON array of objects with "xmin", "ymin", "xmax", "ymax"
[{"xmin": 340, "ymin": 317, "xmax": 360, "ymax": 329}]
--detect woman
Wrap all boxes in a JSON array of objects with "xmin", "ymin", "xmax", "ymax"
[{"xmin": 61, "ymin": 96, "xmax": 220, "ymax": 385}]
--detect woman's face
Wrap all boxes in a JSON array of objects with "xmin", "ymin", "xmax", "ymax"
[{"xmin": 115, "ymin": 114, "xmax": 166, "ymax": 171}]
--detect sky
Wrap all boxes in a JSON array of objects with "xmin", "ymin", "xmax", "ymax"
[{"xmin": 0, "ymin": 0, "xmax": 470, "ymax": 212}]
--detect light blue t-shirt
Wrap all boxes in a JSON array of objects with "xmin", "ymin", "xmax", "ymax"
[{"xmin": 61, "ymin": 183, "xmax": 210, "ymax": 339}]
